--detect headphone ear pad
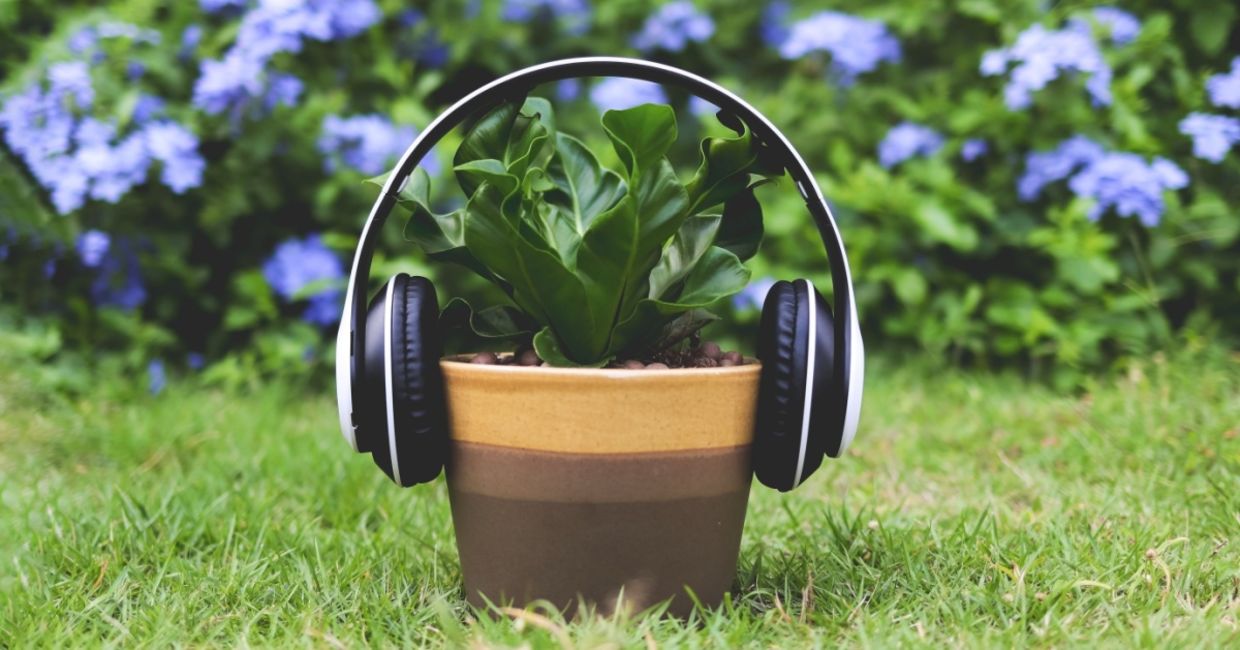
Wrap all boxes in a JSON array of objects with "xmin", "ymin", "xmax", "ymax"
[
  {"xmin": 362, "ymin": 274, "xmax": 448, "ymax": 487},
  {"xmin": 753, "ymin": 279, "xmax": 835, "ymax": 492}
]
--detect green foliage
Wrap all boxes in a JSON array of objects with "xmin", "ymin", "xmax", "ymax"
[
  {"xmin": 382, "ymin": 98, "xmax": 769, "ymax": 366},
  {"xmin": 0, "ymin": 1, "xmax": 1237, "ymax": 378}
]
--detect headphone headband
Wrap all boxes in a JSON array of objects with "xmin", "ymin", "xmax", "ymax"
[{"xmin": 336, "ymin": 57, "xmax": 863, "ymax": 453}]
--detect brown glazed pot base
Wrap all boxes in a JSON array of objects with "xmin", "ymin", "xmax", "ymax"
[
  {"xmin": 440, "ymin": 360, "xmax": 761, "ymax": 617},
  {"xmin": 447, "ymin": 441, "xmax": 752, "ymax": 617}
]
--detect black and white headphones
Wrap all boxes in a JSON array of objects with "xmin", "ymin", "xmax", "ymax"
[{"xmin": 334, "ymin": 57, "xmax": 865, "ymax": 493}]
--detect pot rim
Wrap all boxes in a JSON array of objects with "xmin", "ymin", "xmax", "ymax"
[{"xmin": 441, "ymin": 354, "xmax": 761, "ymax": 379}]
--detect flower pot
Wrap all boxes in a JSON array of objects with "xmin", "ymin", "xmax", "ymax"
[{"xmin": 441, "ymin": 359, "xmax": 761, "ymax": 616}]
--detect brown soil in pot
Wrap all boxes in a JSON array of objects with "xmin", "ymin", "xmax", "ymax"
[{"xmin": 441, "ymin": 360, "xmax": 761, "ymax": 617}]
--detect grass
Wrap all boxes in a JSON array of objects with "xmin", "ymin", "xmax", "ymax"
[{"xmin": 1, "ymin": 346, "xmax": 1237, "ymax": 648}]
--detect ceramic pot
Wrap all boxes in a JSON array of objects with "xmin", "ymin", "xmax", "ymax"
[{"xmin": 441, "ymin": 359, "xmax": 761, "ymax": 616}]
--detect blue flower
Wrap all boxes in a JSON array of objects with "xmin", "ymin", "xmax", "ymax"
[
  {"xmin": 1079, "ymin": 7, "xmax": 1141, "ymax": 45},
  {"xmin": 132, "ymin": 95, "xmax": 167, "ymax": 124},
  {"xmin": 1178, "ymin": 113, "xmax": 1240, "ymax": 163},
  {"xmin": 688, "ymin": 95, "xmax": 716, "ymax": 117},
  {"xmin": 961, "ymin": 138, "xmax": 988, "ymax": 162},
  {"xmin": 1207, "ymin": 57, "xmax": 1240, "ymax": 109},
  {"xmin": 262, "ymin": 234, "xmax": 344, "ymax": 326},
  {"xmin": 76, "ymin": 230, "xmax": 111, "ymax": 268},
  {"xmin": 878, "ymin": 122, "xmax": 944, "ymax": 169},
  {"xmin": 556, "ymin": 79, "xmax": 582, "ymax": 101},
  {"xmin": 181, "ymin": 24, "xmax": 203, "ymax": 57},
  {"xmin": 126, "ymin": 61, "xmax": 146, "ymax": 81},
  {"xmin": 318, "ymin": 114, "xmax": 426, "ymax": 176},
  {"xmin": 760, "ymin": 1, "xmax": 791, "ymax": 48},
  {"xmin": 589, "ymin": 78, "xmax": 668, "ymax": 111},
  {"xmin": 733, "ymin": 277, "xmax": 776, "ymax": 312},
  {"xmin": 140, "ymin": 121, "xmax": 206, "ymax": 193},
  {"xmin": 264, "ymin": 73, "xmax": 304, "ymax": 110},
  {"xmin": 1068, "ymin": 154, "xmax": 1187, "ymax": 226},
  {"xmin": 631, "ymin": 2, "xmax": 714, "ymax": 53},
  {"xmin": 89, "ymin": 238, "xmax": 147, "ymax": 309},
  {"xmin": 187, "ymin": 353, "xmax": 206, "ymax": 370},
  {"xmin": 1019, "ymin": 137, "xmax": 1187, "ymax": 226},
  {"xmin": 981, "ymin": 22, "xmax": 1112, "ymax": 110},
  {"xmin": 48, "ymin": 61, "xmax": 94, "ymax": 108},
  {"xmin": 193, "ymin": 0, "xmax": 381, "ymax": 118},
  {"xmin": 501, "ymin": 0, "xmax": 591, "ymax": 35},
  {"xmin": 776, "ymin": 11, "xmax": 900, "ymax": 81},
  {"xmin": 1018, "ymin": 135, "xmax": 1104, "ymax": 201},
  {"xmin": 192, "ymin": 51, "xmax": 266, "ymax": 115},
  {"xmin": 148, "ymin": 359, "xmax": 166, "ymax": 395},
  {"xmin": 68, "ymin": 27, "xmax": 97, "ymax": 54},
  {"xmin": 200, "ymin": 0, "xmax": 246, "ymax": 13}
]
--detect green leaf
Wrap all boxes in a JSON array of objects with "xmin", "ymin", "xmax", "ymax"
[
  {"xmin": 453, "ymin": 159, "xmax": 520, "ymax": 204},
  {"xmin": 1190, "ymin": 4, "xmax": 1235, "ymax": 56},
  {"xmin": 440, "ymin": 297, "xmax": 535, "ymax": 339},
  {"xmin": 648, "ymin": 214, "xmax": 721, "ymax": 300},
  {"xmin": 685, "ymin": 116, "xmax": 761, "ymax": 214},
  {"xmin": 577, "ymin": 158, "xmax": 690, "ymax": 354},
  {"xmin": 533, "ymin": 327, "xmax": 610, "ymax": 368},
  {"xmin": 608, "ymin": 247, "xmax": 749, "ymax": 356},
  {"xmin": 454, "ymin": 102, "xmax": 518, "ymax": 188},
  {"xmin": 462, "ymin": 183, "xmax": 599, "ymax": 361},
  {"xmin": 913, "ymin": 200, "xmax": 978, "ymax": 250},
  {"xmin": 648, "ymin": 309, "xmax": 721, "ymax": 352},
  {"xmin": 714, "ymin": 182, "xmax": 765, "ymax": 262},
  {"xmin": 573, "ymin": 105, "xmax": 690, "ymax": 356},
  {"xmin": 396, "ymin": 168, "xmax": 499, "ymax": 284},
  {"xmin": 600, "ymin": 104, "xmax": 678, "ymax": 177},
  {"xmin": 546, "ymin": 133, "xmax": 627, "ymax": 238},
  {"xmin": 453, "ymin": 97, "xmax": 555, "ymax": 197}
]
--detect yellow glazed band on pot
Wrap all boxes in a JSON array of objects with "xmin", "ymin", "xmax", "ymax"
[{"xmin": 440, "ymin": 360, "xmax": 762, "ymax": 454}]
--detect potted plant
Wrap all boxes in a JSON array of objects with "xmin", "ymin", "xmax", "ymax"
[{"xmin": 380, "ymin": 95, "xmax": 775, "ymax": 616}]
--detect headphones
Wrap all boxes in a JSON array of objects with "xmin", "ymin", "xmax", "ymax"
[{"xmin": 334, "ymin": 57, "xmax": 865, "ymax": 493}]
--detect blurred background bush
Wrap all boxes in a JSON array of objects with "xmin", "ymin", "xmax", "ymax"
[{"xmin": 1, "ymin": 0, "xmax": 1237, "ymax": 391}]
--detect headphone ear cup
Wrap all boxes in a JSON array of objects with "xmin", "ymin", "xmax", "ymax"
[
  {"xmin": 361, "ymin": 274, "xmax": 448, "ymax": 487},
  {"xmin": 753, "ymin": 279, "xmax": 836, "ymax": 492},
  {"xmin": 388, "ymin": 274, "xmax": 449, "ymax": 486}
]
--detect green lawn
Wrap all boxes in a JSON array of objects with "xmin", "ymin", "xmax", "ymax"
[{"xmin": 1, "ymin": 347, "xmax": 1237, "ymax": 648}]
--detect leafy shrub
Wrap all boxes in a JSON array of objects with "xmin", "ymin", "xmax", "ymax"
[
  {"xmin": 385, "ymin": 97, "xmax": 770, "ymax": 365},
  {"xmin": 0, "ymin": 1, "xmax": 1237, "ymax": 388}
]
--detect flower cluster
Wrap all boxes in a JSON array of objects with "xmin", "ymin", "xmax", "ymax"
[
  {"xmin": 981, "ymin": 19, "xmax": 1116, "ymax": 110},
  {"xmin": 1178, "ymin": 113, "xmax": 1240, "ymax": 163},
  {"xmin": 192, "ymin": 0, "xmax": 380, "ymax": 119},
  {"xmin": 1020, "ymin": 136, "xmax": 1187, "ymax": 226},
  {"xmin": 774, "ymin": 11, "xmax": 901, "ymax": 81},
  {"xmin": 630, "ymin": 2, "xmax": 714, "ymax": 53},
  {"xmin": 317, "ymin": 114, "xmax": 430, "ymax": 176},
  {"xmin": 83, "ymin": 235, "xmax": 148, "ymax": 309},
  {"xmin": 1206, "ymin": 57, "xmax": 1240, "ymax": 109},
  {"xmin": 501, "ymin": 0, "xmax": 591, "ymax": 36},
  {"xmin": 1070, "ymin": 7, "xmax": 1140, "ymax": 45},
  {"xmin": 0, "ymin": 32, "xmax": 204, "ymax": 215},
  {"xmin": 961, "ymin": 138, "xmax": 989, "ymax": 162},
  {"xmin": 759, "ymin": 1, "xmax": 790, "ymax": 48},
  {"xmin": 878, "ymin": 123, "xmax": 944, "ymax": 169},
  {"xmin": 261, "ymin": 234, "xmax": 344, "ymax": 326},
  {"xmin": 589, "ymin": 78, "xmax": 668, "ymax": 111}
]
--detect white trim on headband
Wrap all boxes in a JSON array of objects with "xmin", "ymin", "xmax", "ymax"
[
  {"xmin": 382, "ymin": 279, "xmax": 402, "ymax": 485},
  {"xmin": 791, "ymin": 279, "xmax": 817, "ymax": 489}
]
